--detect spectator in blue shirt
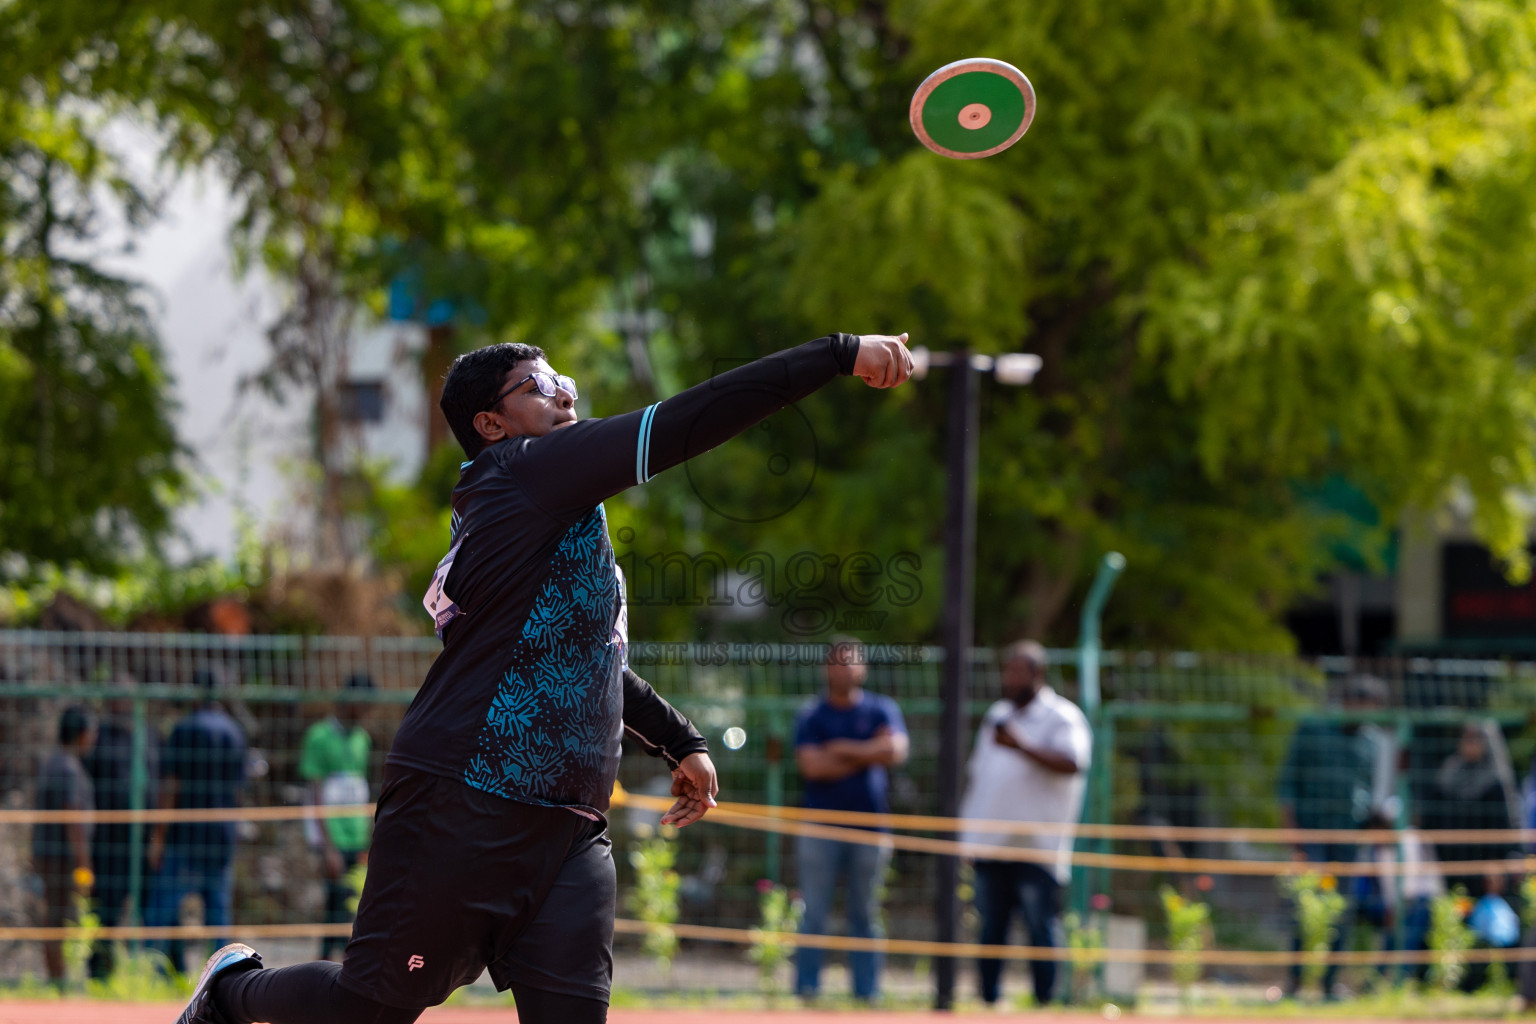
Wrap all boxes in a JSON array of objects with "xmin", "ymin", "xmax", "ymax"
[
  {"xmin": 84, "ymin": 671, "xmax": 159, "ymax": 981},
  {"xmin": 146, "ymin": 668, "xmax": 248, "ymax": 973},
  {"xmin": 793, "ymin": 637, "xmax": 908, "ymax": 1002},
  {"xmin": 33, "ymin": 704, "xmax": 96, "ymax": 986}
]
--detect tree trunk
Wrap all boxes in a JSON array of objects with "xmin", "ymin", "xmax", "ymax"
[{"xmin": 422, "ymin": 323, "xmax": 456, "ymax": 453}]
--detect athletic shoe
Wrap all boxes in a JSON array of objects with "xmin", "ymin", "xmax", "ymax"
[{"xmin": 174, "ymin": 942, "xmax": 263, "ymax": 1024}]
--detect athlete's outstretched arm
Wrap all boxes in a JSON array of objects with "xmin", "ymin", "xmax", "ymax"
[{"xmin": 505, "ymin": 333, "xmax": 912, "ymax": 521}]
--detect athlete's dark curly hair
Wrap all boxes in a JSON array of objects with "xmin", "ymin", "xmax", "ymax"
[{"xmin": 440, "ymin": 342, "xmax": 547, "ymax": 458}]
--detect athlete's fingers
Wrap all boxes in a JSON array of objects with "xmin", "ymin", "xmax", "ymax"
[
  {"xmin": 665, "ymin": 778, "xmax": 704, "ymax": 819},
  {"xmin": 677, "ymin": 752, "xmax": 719, "ymax": 806},
  {"xmin": 678, "ymin": 774, "xmax": 715, "ymax": 808},
  {"xmin": 688, "ymin": 751, "xmax": 719, "ymax": 800},
  {"xmin": 873, "ymin": 339, "xmax": 906, "ymax": 388},
  {"xmin": 675, "ymin": 776, "xmax": 715, "ymax": 816},
  {"xmin": 892, "ymin": 340, "xmax": 914, "ymax": 386},
  {"xmin": 660, "ymin": 793, "xmax": 708, "ymax": 826}
]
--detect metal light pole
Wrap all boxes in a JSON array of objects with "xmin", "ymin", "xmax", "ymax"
[
  {"xmin": 1074, "ymin": 551, "xmax": 1125, "ymax": 933},
  {"xmin": 1078, "ymin": 552, "xmax": 1126, "ymax": 716},
  {"xmin": 934, "ymin": 349, "xmax": 977, "ymax": 1012},
  {"xmin": 913, "ymin": 346, "xmax": 1041, "ymax": 1011}
]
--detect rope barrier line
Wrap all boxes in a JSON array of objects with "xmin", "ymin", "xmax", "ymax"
[
  {"xmin": 6, "ymin": 798, "xmax": 1529, "ymax": 878},
  {"xmin": 619, "ymin": 793, "xmax": 1536, "ymax": 878},
  {"xmin": 9, "ymin": 795, "xmax": 1536, "ymax": 848},
  {"xmin": 662, "ymin": 799, "xmax": 1536, "ymax": 847},
  {"xmin": 4, "ymin": 796, "xmax": 1532, "ymax": 876},
  {"xmin": 2, "ymin": 918, "xmax": 1534, "ymax": 968},
  {"xmin": 0, "ymin": 805, "xmax": 376, "ymax": 825},
  {"xmin": 0, "ymin": 923, "xmax": 353, "ymax": 941},
  {"xmin": 614, "ymin": 921, "xmax": 1536, "ymax": 967},
  {"xmin": 6, "ymin": 797, "xmax": 1534, "ymax": 877}
]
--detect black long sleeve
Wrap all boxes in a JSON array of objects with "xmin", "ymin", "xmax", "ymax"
[
  {"xmin": 622, "ymin": 668, "xmax": 708, "ymax": 769},
  {"xmin": 396, "ymin": 335, "xmax": 854, "ymax": 806},
  {"xmin": 498, "ymin": 334, "xmax": 860, "ymax": 521}
]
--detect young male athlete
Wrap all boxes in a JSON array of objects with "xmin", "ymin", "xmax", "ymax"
[{"xmin": 176, "ymin": 331, "xmax": 915, "ymax": 1024}]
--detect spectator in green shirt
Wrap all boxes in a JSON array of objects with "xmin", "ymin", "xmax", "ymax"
[{"xmin": 300, "ymin": 672, "xmax": 375, "ymax": 961}]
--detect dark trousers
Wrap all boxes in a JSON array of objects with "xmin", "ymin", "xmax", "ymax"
[
  {"xmin": 974, "ymin": 860, "xmax": 1059, "ymax": 1005},
  {"xmin": 145, "ymin": 849, "xmax": 234, "ymax": 974},
  {"xmin": 321, "ymin": 850, "xmax": 363, "ymax": 961},
  {"xmin": 89, "ymin": 869, "xmax": 131, "ymax": 981},
  {"xmin": 89, "ymin": 833, "xmax": 156, "ymax": 980}
]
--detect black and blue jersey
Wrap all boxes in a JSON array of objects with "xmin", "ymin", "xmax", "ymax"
[{"xmin": 387, "ymin": 334, "xmax": 862, "ymax": 814}]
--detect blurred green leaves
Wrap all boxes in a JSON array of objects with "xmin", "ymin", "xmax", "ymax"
[
  {"xmin": 767, "ymin": 0, "xmax": 1536, "ymax": 645},
  {"xmin": 0, "ymin": 83, "xmax": 183, "ymax": 575},
  {"xmin": 8, "ymin": 0, "xmax": 1536, "ymax": 648}
]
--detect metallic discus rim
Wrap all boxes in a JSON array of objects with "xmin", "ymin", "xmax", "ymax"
[{"xmin": 909, "ymin": 57, "xmax": 1036, "ymax": 160}]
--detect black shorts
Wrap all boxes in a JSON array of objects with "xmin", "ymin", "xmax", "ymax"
[{"xmin": 337, "ymin": 765, "xmax": 615, "ymax": 1009}]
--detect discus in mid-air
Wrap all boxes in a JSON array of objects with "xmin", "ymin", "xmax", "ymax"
[{"xmin": 910, "ymin": 57, "xmax": 1035, "ymax": 159}]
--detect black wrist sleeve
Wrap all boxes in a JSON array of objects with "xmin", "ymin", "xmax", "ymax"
[
  {"xmin": 828, "ymin": 332, "xmax": 860, "ymax": 375},
  {"xmin": 622, "ymin": 668, "xmax": 708, "ymax": 768}
]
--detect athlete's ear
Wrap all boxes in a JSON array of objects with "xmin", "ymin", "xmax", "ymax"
[{"xmin": 472, "ymin": 409, "xmax": 507, "ymax": 444}]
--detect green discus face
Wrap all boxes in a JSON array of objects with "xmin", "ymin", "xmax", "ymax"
[{"xmin": 910, "ymin": 58, "xmax": 1036, "ymax": 159}]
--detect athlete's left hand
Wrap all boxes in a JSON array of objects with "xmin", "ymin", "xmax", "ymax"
[{"xmin": 662, "ymin": 752, "xmax": 719, "ymax": 827}]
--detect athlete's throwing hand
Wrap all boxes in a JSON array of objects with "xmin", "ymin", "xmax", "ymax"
[
  {"xmin": 853, "ymin": 333, "xmax": 914, "ymax": 389},
  {"xmin": 661, "ymin": 751, "xmax": 719, "ymax": 827}
]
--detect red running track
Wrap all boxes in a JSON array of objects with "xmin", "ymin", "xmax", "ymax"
[{"xmin": 0, "ymin": 1006, "xmax": 1491, "ymax": 1024}]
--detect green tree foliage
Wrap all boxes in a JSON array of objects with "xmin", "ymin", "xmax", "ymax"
[
  {"xmin": 0, "ymin": 34, "xmax": 183, "ymax": 574},
  {"xmin": 678, "ymin": 0, "xmax": 1536, "ymax": 648},
  {"xmin": 14, "ymin": 0, "xmax": 774, "ymax": 571},
  {"xmin": 13, "ymin": 0, "xmax": 1536, "ymax": 649}
]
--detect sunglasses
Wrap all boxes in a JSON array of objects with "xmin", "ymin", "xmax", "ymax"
[{"xmin": 484, "ymin": 371, "xmax": 578, "ymax": 411}]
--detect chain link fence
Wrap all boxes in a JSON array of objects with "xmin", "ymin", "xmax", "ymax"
[{"xmin": 2, "ymin": 630, "xmax": 1534, "ymax": 985}]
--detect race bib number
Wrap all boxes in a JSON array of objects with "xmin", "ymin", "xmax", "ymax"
[
  {"xmin": 611, "ymin": 562, "xmax": 629, "ymax": 672},
  {"xmin": 422, "ymin": 535, "xmax": 465, "ymax": 637}
]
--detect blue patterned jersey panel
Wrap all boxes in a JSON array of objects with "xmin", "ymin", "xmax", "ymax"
[{"xmin": 462, "ymin": 506, "xmax": 627, "ymax": 808}]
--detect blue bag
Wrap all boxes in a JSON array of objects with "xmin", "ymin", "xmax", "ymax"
[{"xmin": 1469, "ymin": 893, "xmax": 1521, "ymax": 948}]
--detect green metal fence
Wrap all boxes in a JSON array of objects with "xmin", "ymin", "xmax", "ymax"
[{"xmin": 2, "ymin": 630, "xmax": 1534, "ymax": 984}]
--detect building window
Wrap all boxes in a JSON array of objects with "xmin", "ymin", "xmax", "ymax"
[{"xmin": 341, "ymin": 380, "xmax": 387, "ymax": 424}]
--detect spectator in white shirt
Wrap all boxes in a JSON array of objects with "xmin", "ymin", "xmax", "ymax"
[{"xmin": 958, "ymin": 640, "xmax": 1092, "ymax": 1007}]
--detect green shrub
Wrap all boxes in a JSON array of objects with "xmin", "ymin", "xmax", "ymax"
[
  {"xmin": 629, "ymin": 830, "xmax": 681, "ymax": 970},
  {"xmin": 1280, "ymin": 872, "xmax": 1347, "ymax": 997},
  {"xmin": 1160, "ymin": 886, "xmax": 1210, "ymax": 1000},
  {"xmin": 747, "ymin": 880, "xmax": 801, "ymax": 998}
]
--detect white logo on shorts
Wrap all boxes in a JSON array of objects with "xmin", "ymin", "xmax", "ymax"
[{"xmin": 407, "ymin": 955, "xmax": 425, "ymax": 972}]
